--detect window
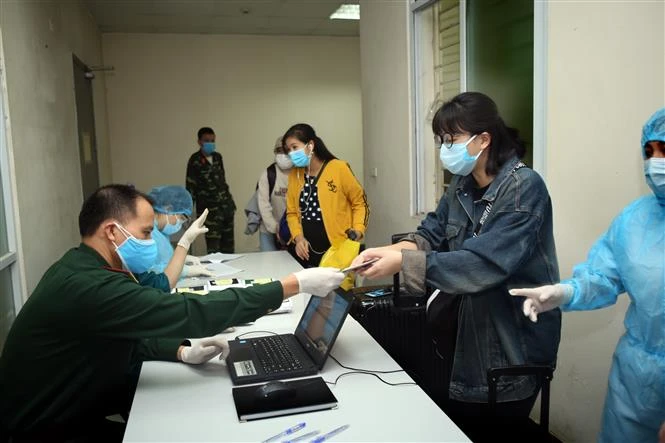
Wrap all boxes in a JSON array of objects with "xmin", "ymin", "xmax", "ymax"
[
  {"xmin": 411, "ymin": 0, "xmax": 462, "ymax": 213},
  {"xmin": 0, "ymin": 46, "xmax": 23, "ymax": 353},
  {"xmin": 411, "ymin": 0, "xmax": 544, "ymax": 212}
]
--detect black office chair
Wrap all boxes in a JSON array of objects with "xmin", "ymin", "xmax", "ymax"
[{"xmin": 487, "ymin": 365, "xmax": 561, "ymax": 442}]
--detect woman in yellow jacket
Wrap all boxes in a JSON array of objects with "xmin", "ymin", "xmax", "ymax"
[{"xmin": 284, "ymin": 123, "xmax": 369, "ymax": 268}]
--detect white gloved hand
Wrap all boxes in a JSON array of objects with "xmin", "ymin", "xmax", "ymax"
[
  {"xmin": 180, "ymin": 335, "xmax": 229, "ymax": 364},
  {"xmin": 185, "ymin": 255, "xmax": 201, "ymax": 266},
  {"xmin": 181, "ymin": 264, "xmax": 216, "ymax": 278},
  {"xmin": 509, "ymin": 283, "xmax": 574, "ymax": 323},
  {"xmin": 177, "ymin": 208, "xmax": 209, "ymax": 250},
  {"xmin": 294, "ymin": 267, "xmax": 345, "ymax": 297}
]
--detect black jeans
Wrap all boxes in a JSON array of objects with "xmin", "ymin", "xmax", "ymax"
[
  {"xmin": 444, "ymin": 390, "xmax": 539, "ymax": 442},
  {"xmin": 288, "ymin": 220, "xmax": 330, "ymax": 268}
]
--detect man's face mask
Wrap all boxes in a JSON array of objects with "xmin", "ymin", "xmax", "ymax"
[
  {"xmin": 113, "ymin": 222, "xmax": 158, "ymax": 274},
  {"xmin": 202, "ymin": 142, "xmax": 216, "ymax": 155}
]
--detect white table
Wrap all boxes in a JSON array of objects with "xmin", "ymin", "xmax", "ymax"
[{"xmin": 123, "ymin": 251, "xmax": 470, "ymax": 442}]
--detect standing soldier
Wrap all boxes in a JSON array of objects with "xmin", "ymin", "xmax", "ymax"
[{"xmin": 186, "ymin": 127, "xmax": 236, "ymax": 253}]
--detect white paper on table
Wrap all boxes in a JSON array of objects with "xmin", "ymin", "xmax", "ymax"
[
  {"xmin": 267, "ymin": 298, "xmax": 293, "ymax": 315},
  {"xmin": 175, "ymin": 277, "xmax": 212, "ymax": 289},
  {"xmin": 204, "ymin": 262, "xmax": 242, "ymax": 277},
  {"xmin": 199, "ymin": 252, "xmax": 243, "ymax": 263}
]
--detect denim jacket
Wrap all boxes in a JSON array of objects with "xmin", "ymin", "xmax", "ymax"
[{"xmin": 401, "ymin": 156, "xmax": 562, "ymax": 403}]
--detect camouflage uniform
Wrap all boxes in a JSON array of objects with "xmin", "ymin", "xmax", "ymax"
[{"xmin": 186, "ymin": 150, "xmax": 236, "ymax": 253}]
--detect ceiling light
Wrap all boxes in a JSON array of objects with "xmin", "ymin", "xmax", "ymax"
[{"xmin": 330, "ymin": 4, "xmax": 359, "ymax": 20}]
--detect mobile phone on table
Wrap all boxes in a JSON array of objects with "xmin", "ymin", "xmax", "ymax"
[{"xmin": 341, "ymin": 257, "xmax": 379, "ymax": 274}]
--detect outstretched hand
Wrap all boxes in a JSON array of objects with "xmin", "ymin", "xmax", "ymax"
[
  {"xmin": 350, "ymin": 247, "xmax": 402, "ymax": 280},
  {"xmin": 509, "ymin": 284, "xmax": 573, "ymax": 322},
  {"xmin": 177, "ymin": 209, "xmax": 209, "ymax": 250}
]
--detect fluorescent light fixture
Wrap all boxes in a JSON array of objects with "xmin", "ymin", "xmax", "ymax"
[{"xmin": 330, "ymin": 4, "xmax": 359, "ymax": 20}]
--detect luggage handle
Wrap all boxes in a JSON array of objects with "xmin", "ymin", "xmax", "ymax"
[{"xmin": 391, "ymin": 233, "xmax": 410, "ymax": 307}]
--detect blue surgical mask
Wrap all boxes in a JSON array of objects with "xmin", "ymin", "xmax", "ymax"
[
  {"xmin": 645, "ymin": 157, "xmax": 665, "ymax": 204},
  {"xmin": 289, "ymin": 146, "xmax": 311, "ymax": 168},
  {"xmin": 439, "ymin": 134, "xmax": 481, "ymax": 176},
  {"xmin": 202, "ymin": 142, "xmax": 216, "ymax": 155},
  {"xmin": 113, "ymin": 222, "xmax": 158, "ymax": 274},
  {"xmin": 160, "ymin": 217, "xmax": 184, "ymax": 236}
]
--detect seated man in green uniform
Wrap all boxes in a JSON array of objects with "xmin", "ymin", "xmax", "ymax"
[{"xmin": 0, "ymin": 184, "xmax": 344, "ymax": 442}]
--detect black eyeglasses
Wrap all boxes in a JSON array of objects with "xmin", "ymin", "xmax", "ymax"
[
  {"xmin": 435, "ymin": 133, "xmax": 456, "ymax": 149},
  {"xmin": 436, "ymin": 133, "xmax": 477, "ymax": 150}
]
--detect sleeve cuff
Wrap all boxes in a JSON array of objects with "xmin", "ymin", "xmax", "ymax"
[
  {"xmin": 255, "ymin": 280, "xmax": 285, "ymax": 314},
  {"xmin": 141, "ymin": 338, "xmax": 187, "ymax": 362},
  {"xmin": 401, "ymin": 233, "xmax": 432, "ymax": 252},
  {"xmin": 559, "ymin": 280, "xmax": 578, "ymax": 310},
  {"xmin": 401, "ymin": 249, "xmax": 428, "ymax": 295}
]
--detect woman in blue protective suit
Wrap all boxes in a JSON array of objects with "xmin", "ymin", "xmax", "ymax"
[
  {"xmin": 511, "ymin": 107, "xmax": 665, "ymax": 443},
  {"xmin": 147, "ymin": 185, "xmax": 215, "ymax": 289}
]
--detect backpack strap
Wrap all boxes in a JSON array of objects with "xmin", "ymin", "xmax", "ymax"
[
  {"xmin": 473, "ymin": 161, "xmax": 527, "ymax": 238},
  {"xmin": 267, "ymin": 162, "xmax": 277, "ymax": 196}
]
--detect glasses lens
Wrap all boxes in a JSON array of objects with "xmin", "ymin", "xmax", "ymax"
[{"xmin": 442, "ymin": 133, "xmax": 453, "ymax": 149}]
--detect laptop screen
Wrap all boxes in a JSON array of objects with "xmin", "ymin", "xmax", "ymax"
[{"xmin": 293, "ymin": 289, "xmax": 352, "ymax": 368}]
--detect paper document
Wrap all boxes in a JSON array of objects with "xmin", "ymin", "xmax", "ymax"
[
  {"xmin": 269, "ymin": 298, "xmax": 293, "ymax": 315},
  {"xmin": 175, "ymin": 277, "xmax": 212, "ymax": 289},
  {"xmin": 205, "ymin": 262, "xmax": 242, "ymax": 277},
  {"xmin": 208, "ymin": 278, "xmax": 275, "ymax": 291},
  {"xmin": 199, "ymin": 252, "xmax": 244, "ymax": 263}
]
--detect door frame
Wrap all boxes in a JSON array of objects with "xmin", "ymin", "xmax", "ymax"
[
  {"xmin": 72, "ymin": 55, "xmax": 100, "ymax": 199},
  {"xmin": 459, "ymin": 0, "xmax": 547, "ymax": 176}
]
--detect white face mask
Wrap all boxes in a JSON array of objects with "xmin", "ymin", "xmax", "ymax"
[{"xmin": 275, "ymin": 153, "xmax": 294, "ymax": 170}]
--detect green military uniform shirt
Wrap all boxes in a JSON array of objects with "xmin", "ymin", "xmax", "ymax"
[
  {"xmin": 0, "ymin": 243, "xmax": 282, "ymax": 434},
  {"xmin": 186, "ymin": 150, "xmax": 236, "ymax": 253}
]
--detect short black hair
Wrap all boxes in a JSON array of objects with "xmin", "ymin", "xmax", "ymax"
[
  {"xmin": 79, "ymin": 184, "xmax": 154, "ymax": 237},
  {"xmin": 197, "ymin": 127, "xmax": 215, "ymax": 140}
]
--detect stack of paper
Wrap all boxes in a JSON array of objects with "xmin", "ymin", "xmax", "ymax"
[
  {"xmin": 199, "ymin": 252, "xmax": 243, "ymax": 263},
  {"xmin": 204, "ymin": 262, "xmax": 242, "ymax": 277}
]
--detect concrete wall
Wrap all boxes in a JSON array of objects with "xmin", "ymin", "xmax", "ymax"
[
  {"xmin": 0, "ymin": 0, "xmax": 111, "ymax": 294},
  {"xmin": 102, "ymin": 33, "xmax": 362, "ymax": 253}
]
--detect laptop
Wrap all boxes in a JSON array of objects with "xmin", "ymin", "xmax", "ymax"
[{"xmin": 225, "ymin": 288, "xmax": 353, "ymax": 385}]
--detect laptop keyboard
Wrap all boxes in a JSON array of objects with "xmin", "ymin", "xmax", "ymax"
[{"xmin": 252, "ymin": 336, "xmax": 304, "ymax": 375}]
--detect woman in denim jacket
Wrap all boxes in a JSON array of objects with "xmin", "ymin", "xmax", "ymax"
[{"xmin": 353, "ymin": 92, "xmax": 561, "ymax": 434}]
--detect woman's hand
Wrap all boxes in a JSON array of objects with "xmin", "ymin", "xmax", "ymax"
[
  {"xmin": 294, "ymin": 235, "xmax": 310, "ymax": 261},
  {"xmin": 352, "ymin": 247, "xmax": 402, "ymax": 280}
]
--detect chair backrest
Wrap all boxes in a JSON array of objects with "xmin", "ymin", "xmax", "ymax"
[{"xmin": 487, "ymin": 365, "xmax": 554, "ymax": 431}]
